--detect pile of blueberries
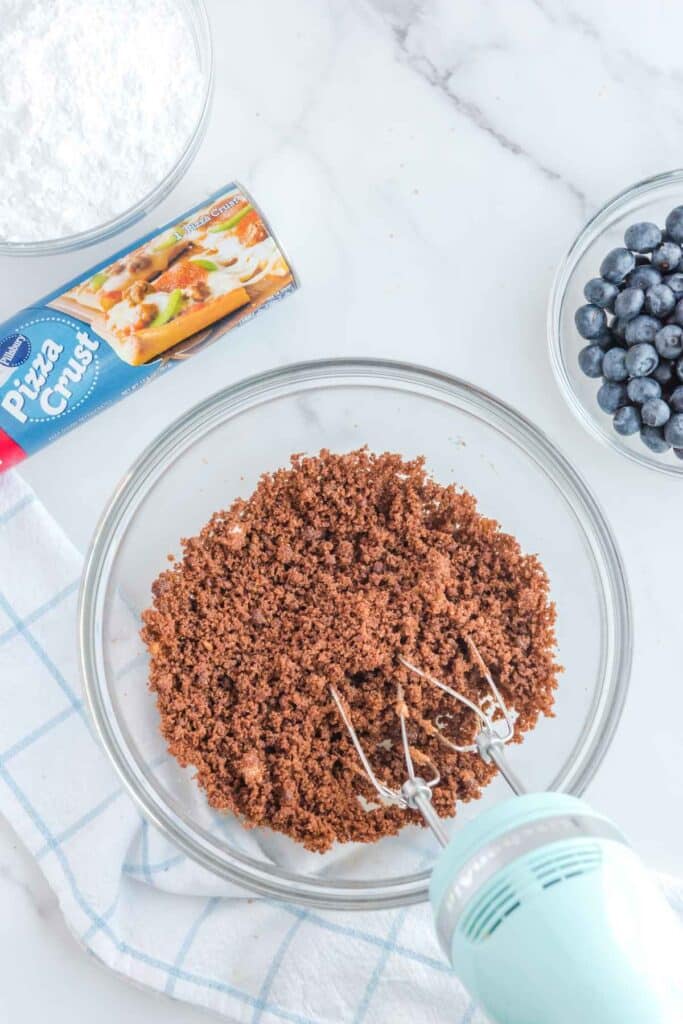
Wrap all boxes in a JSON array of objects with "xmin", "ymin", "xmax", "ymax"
[{"xmin": 576, "ymin": 205, "xmax": 683, "ymax": 458}]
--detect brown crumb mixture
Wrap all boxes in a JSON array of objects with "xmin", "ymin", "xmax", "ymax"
[{"xmin": 141, "ymin": 449, "xmax": 560, "ymax": 852}]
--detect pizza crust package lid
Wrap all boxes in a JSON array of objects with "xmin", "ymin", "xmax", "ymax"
[{"xmin": 0, "ymin": 184, "xmax": 298, "ymax": 472}]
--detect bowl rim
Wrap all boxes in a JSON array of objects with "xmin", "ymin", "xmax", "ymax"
[
  {"xmin": 548, "ymin": 167, "xmax": 683, "ymax": 477},
  {"xmin": 79, "ymin": 357, "xmax": 633, "ymax": 909},
  {"xmin": 0, "ymin": 0, "xmax": 214, "ymax": 258}
]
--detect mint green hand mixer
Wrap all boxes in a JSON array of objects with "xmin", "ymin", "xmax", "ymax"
[{"xmin": 331, "ymin": 642, "xmax": 683, "ymax": 1023}]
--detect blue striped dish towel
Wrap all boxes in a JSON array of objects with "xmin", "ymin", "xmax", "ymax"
[{"xmin": 1, "ymin": 471, "xmax": 682, "ymax": 1024}]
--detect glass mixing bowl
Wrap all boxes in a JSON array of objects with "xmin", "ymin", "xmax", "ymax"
[
  {"xmin": 549, "ymin": 169, "xmax": 683, "ymax": 476},
  {"xmin": 79, "ymin": 359, "xmax": 632, "ymax": 909},
  {"xmin": 0, "ymin": 0, "xmax": 213, "ymax": 257}
]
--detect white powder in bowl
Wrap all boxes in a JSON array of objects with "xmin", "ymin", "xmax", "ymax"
[{"xmin": 0, "ymin": 0, "xmax": 206, "ymax": 244}]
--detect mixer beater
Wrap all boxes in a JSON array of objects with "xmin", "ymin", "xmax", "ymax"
[{"xmin": 330, "ymin": 639, "xmax": 524, "ymax": 848}]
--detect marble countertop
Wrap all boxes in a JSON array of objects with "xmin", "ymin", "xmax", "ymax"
[{"xmin": 2, "ymin": 0, "xmax": 683, "ymax": 1019}]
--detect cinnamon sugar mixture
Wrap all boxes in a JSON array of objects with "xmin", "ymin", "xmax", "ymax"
[{"xmin": 141, "ymin": 449, "xmax": 559, "ymax": 852}]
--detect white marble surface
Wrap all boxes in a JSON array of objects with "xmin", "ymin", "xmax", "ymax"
[{"xmin": 2, "ymin": 0, "xmax": 683, "ymax": 1019}]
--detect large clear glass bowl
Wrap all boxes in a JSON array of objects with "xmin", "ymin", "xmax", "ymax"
[
  {"xmin": 549, "ymin": 169, "xmax": 683, "ymax": 476},
  {"xmin": 0, "ymin": 0, "xmax": 213, "ymax": 257},
  {"xmin": 79, "ymin": 359, "xmax": 632, "ymax": 909}
]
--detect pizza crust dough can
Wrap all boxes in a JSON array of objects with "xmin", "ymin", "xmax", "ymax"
[{"xmin": 0, "ymin": 183, "xmax": 298, "ymax": 471}]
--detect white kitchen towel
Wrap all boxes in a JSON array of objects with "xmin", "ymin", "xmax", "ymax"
[{"xmin": 1, "ymin": 471, "xmax": 682, "ymax": 1024}]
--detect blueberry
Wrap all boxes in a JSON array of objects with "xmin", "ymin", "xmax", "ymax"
[
  {"xmin": 627, "ymin": 265, "xmax": 662, "ymax": 290},
  {"xmin": 669, "ymin": 386, "xmax": 683, "ymax": 412},
  {"xmin": 665, "ymin": 272, "xmax": 683, "ymax": 297},
  {"xmin": 627, "ymin": 377, "xmax": 661, "ymax": 404},
  {"xmin": 624, "ymin": 315, "xmax": 661, "ymax": 345},
  {"xmin": 665, "ymin": 205, "xmax": 683, "ymax": 244},
  {"xmin": 652, "ymin": 241, "xmax": 682, "ymax": 273},
  {"xmin": 640, "ymin": 425, "xmax": 671, "ymax": 453},
  {"xmin": 610, "ymin": 317, "xmax": 628, "ymax": 341},
  {"xmin": 575, "ymin": 304, "xmax": 607, "ymax": 339},
  {"xmin": 676, "ymin": 356, "xmax": 683, "ymax": 382},
  {"xmin": 664, "ymin": 413, "xmax": 683, "ymax": 446},
  {"xmin": 614, "ymin": 287, "xmax": 645, "ymax": 320},
  {"xmin": 645, "ymin": 283, "xmax": 676, "ymax": 318},
  {"xmin": 655, "ymin": 323, "xmax": 683, "ymax": 359},
  {"xmin": 601, "ymin": 347, "xmax": 628, "ymax": 381},
  {"xmin": 641, "ymin": 398, "xmax": 671, "ymax": 427},
  {"xmin": 600, "ymin": 247, "xmax": 636, "ymax": 284},
  {"xmin": 578, "ymin": 345, "xmax": 604, "ymax": 378},
  {"xmin": 674, "ymin": 448, "xmax": 683, "ymax": 460},
  {"xmin": 671, "ymin": 298, "xmax": 683, "ymax": 327},
  {"xmin": 624, "ymin": 221, "xmax": 662, "ymax": 252},
  {"xmin": 613, "ymin": 405, "xmax": 641, "ymax": 435},
  {"xmin": 583, "ymin": 278, "xmax": 619, "ymax": 309},
  {"xmin": 597, "ymin": 381, "xmax": 628, "ymax": 413},
  {"xmin": 625, "ymin": 342, "xmax": 659, "ymax": 377},
  {"xmin": 653, "ymin": 359, "xmax": 675, "ymax": 386}
]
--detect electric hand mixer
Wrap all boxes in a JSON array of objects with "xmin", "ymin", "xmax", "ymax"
[{"xmin": 331, "ymin": 641, "xmax": 683, "ymax": 1024}]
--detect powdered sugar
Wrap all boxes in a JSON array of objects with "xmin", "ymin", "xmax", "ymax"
[{"xmin": 0, "ymin": 0, "xmax": 205, "ymax": 244}]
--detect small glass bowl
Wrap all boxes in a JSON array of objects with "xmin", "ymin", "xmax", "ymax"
[
  {"xmin": 0, "ymin": 0, "xmax": 213, "ymax": 258},
  {"xmin": 549, "ymin": 169, "xmax": 683, "ymax": 476},
  {"xmin": 79, "ymin": 359, "xmax": 632, "ymax": 910}
]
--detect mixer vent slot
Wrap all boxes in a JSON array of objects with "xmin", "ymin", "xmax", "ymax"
[
  {"xmin": 463, "ymin": 879, "xmax": 522, "ymax": 943},
  {"xmin": 462, "ymin": 842, "xmax": 603, "ymax": 944},
  {"xmin": 529, "ymin": 841, "xmax": 602, "ymax": 890}
]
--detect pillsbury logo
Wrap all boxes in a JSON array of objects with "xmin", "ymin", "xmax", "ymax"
[{"xmin": 0, "ymin": 332, "xmax": 31, "ymax": 369}]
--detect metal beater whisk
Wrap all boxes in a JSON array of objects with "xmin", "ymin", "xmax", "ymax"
[{"xmin": 330, "ymin": 638, "xmax": 525, "ymax": 848}]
